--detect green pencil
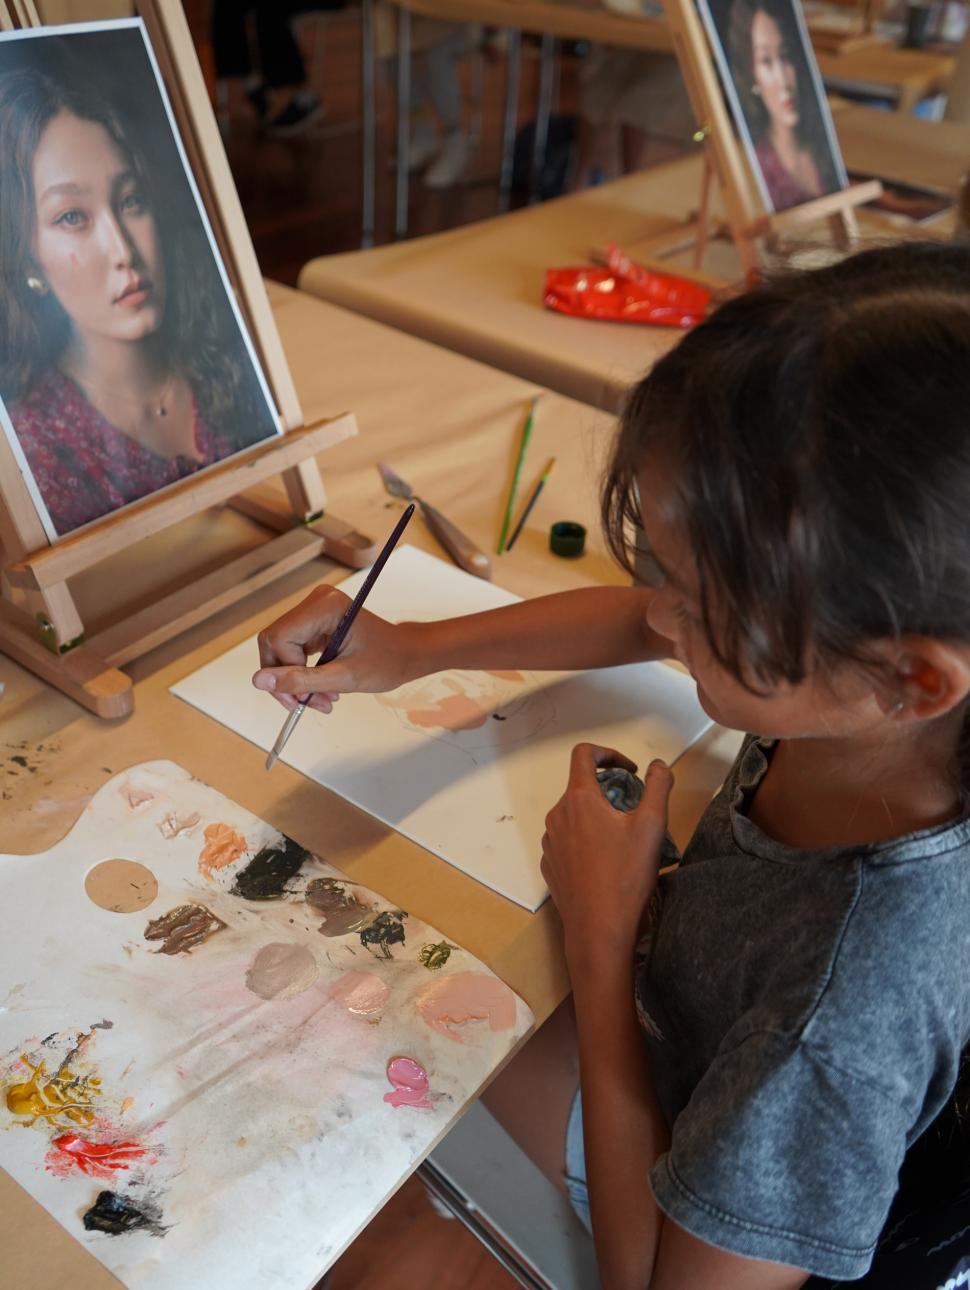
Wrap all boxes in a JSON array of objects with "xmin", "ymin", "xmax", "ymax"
[{"xmin": 498, "ymin": 396, "xmax": 539, "ymax": 554}]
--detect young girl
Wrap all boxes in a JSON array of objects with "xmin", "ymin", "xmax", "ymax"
[{"xmin": 252, "ymin": 241, "xmax": 970, "ymax": 1289}]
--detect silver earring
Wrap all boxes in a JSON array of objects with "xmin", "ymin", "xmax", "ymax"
[
  {"xmin": 890, "ymin": 698, "xmax": 905, "ymax": 717},
  {"xmin": 751, "ymin": 84, "xmax": 761, "ymax": 96},
  {"xmin": 26, "ymin": 276, "xmax": 49, "ymax": 296}
]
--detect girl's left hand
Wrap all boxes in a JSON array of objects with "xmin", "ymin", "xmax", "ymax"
[{"xmin": 541, "ymin": 743, "xmax": 673, "ymax": 971}]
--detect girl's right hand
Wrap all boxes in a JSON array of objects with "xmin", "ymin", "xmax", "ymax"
[{"xmin": 252, "ymin": 585, "xmax": 426, "ymax": 714}]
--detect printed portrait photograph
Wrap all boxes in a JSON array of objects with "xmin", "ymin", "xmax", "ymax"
[
  {"xmin": 0, "ymin": 20, "xmax": 282, "ymax": 543},
  {"xmin": 696, "ymin": 0, "xmax": 848, "ymax": 212}
]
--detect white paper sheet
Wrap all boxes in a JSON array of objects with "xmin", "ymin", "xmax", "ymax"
[
  {"xmin": 0, "ymin": 762, "xmax": 532, "ymax": 1290},
  {"xmin": 171, "ymin": 547, "xmax": 712, "ymax": 911}
]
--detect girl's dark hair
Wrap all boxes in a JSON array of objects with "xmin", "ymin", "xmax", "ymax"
[
  {"xmin": 727, "ymin": 0, "xmax": 841, "ymax": 196},
  {"xmin": 602, "ymin": 241, "xmax": 970, "ymax": 692},
  {"xmin": 0, "ymin": 67, "xmax": 265, "ymax": 438}
]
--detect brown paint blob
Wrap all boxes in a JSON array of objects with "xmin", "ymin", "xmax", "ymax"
[
  {"xmin": 415, "ymin": 972, "xmax": 517, "ymax": 1044},
  {"xmin": 144, "ymin": 904, "xmax": 227, "ymax": 955},
  {"xmin": 245, "ymin": 943, "xmax": 319, "ymax": 1001},
  {"xmin": 84, "ymin": 860, "xmax": 158, "ymax": 914},
  {"xmin": 306, "ymin": 878, "xmax": 375, "ymax": 937}
]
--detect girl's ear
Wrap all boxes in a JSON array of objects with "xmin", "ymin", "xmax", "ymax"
[{"xmin": 879, "ymin": 638, "xmax": 970, "ymax": 722}]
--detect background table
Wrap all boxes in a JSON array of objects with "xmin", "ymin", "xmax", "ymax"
[
  {"xmin": 304, "ymin": 105, "xmax": 970, "ymax": 412},
  {"xmin": 0, "ymin": 282, "xmax": 740, "ymax": 1290}
]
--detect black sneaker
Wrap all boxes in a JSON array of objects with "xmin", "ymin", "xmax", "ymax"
[
  {"xmin": 266, "ymin": 93, "xmax": 323, "ymax": 137},
  {"xmin": 245, "ymin": 81, "xmax": 269, "ymax": 121}
]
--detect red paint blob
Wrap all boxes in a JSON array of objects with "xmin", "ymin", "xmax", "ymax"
[
  {"xmin": 45, "ymin": 1134, "xmax": 153, "ymax": 1180},
  {"xmin": 383, "ymin": 1056, "xmax": 433, "ymax": 1110}
]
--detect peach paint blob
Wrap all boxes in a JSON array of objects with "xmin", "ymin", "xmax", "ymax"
[
  {"xmin": 383, "ymin": 1056, "xmax": 433, "ymax": 1109},
  {"xmin": 415, "ymin": 972, "xmax": 517, "ymax": 1044},
  {"xmin": 159, "ymin": 811, "xmax": 201, "ymax": 839},
  {"xmin": 198, "ymin": 822, "xmax": 247, "ymax": 878},
  {"xmin": 329, "ymin": 971, "xmax": 390, "ymax": 1017}
]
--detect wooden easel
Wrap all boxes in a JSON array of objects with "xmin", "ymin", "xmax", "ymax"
[
  {"xmin": 639, "ymin": 0, "xmax": 884, "ymax": 281},
  {"xmin": 0, "ymin": 0, "xmax": 378, "ymax": 719}
]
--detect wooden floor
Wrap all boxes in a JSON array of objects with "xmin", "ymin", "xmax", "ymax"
[
  {"xmin": 213, "ymin": 15, "xmax": 545, "ymax": 1289},
  {"xmin": 320, "ymin": 1173, "xmax": 520, "ymax": 1289},
  {"xmin": 217, "ymin": 11, "xmax": 575, "ymax": 283}
]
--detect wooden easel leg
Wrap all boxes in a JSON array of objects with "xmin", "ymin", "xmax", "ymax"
[
  {"xmin": 0, "ymin": 607, "xmax": 132, "ymax": 718},
  {"xmin": 693, "ymin": 152, "xmax": 714, "ymax": 271},
  {"xmin": 2, "ymin": 574, "xmax": 84, "ymax": 648}
]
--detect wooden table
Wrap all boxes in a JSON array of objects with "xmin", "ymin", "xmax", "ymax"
[
  {"xmin": 815, "ymin": 42, "xmax": 956, "ymax": 112},
  {"xmin": 0, "ymin": 282, "xmax": 740, "ymax": 1290},
  {"xmin": 305, "ymin": 105, "xmax": 970, "ymax": 412},
  {"xmin": 364, "ymin": 0, "xmax": 956, "ymax": 242}
]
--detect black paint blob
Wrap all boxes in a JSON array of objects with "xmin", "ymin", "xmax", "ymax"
[
  {"xmin": 82, "ymin": 1190, "xmax": 164, "ymax": 1237},
  {"xmin": 232, "ymin": 837, "xmax": 312, "ymax": 901}
]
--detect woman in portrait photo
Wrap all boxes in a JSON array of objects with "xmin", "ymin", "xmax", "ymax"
[
  {"xmin": 0, "ymin": 61, "xmax": 279, "ymax": 538},
  {"xmin": 727, "ymin": 0, "xmax": 842, "ymax": 210}
]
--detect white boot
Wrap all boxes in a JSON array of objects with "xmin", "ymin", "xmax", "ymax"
[
  {"xmin": 408, "ymin": 117, "xmax": 441, "ymax": 171},
  {"xmin": 424, "ymin": 131, "xmax": 470, "ymax": 188}
]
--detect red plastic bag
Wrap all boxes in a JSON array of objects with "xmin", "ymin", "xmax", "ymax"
[{"xmin": 543, "ymin": 244, "xmax": 711, "ymax": 328}]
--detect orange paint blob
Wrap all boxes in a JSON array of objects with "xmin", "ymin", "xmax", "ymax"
[
  {"xmin": 485, "ymin": 670, "xmax": 525, "ymax": 682},
  {"xmin": 198, "ymin": 823, "xmax": 247, "ymax": 879}
]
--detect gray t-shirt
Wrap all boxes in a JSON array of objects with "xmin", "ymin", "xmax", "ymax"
[{"xmin": 637, "ymin": 736, "xmax": 970, "ymax": 1280}]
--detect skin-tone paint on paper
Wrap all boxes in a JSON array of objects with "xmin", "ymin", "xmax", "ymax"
[
  {"xmin": 328, "ymin": 972, "xmax": 390, "ymax": 1017},
  {"xmin": 376, "ymin": 671, "xmax": 530, "ymax": 734},
  {"xmin": 383, "ymin": 1056, "xmax": 433, "ymax": 1109},
  {"xmin": 144, "ymin": 904, "xmax": 226, "ymax": 955},
  {"xmin": 84, "ymin": 859, "xmax": 158, "ymax": 914},
  {"xmin": 198, "ymin": 823, "xmax": 247, "ymax": 878},
  {"xmin": 415, "ymin": 972, "xmax": 518, "ymax": 1044},
  {"xmin": 245, "ymin": 943, "xmax": 319, "ymax": 1001}
]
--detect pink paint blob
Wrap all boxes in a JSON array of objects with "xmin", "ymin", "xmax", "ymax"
[
  {"xmin": 329, "ymin": 971, "xmax": 390, "ymax": 1017},
  {"xmin": 121, "ymin": 784, "xmax": 154, "ymax": 809},
  {"xmin": 415, "ymin": 972, "xmax": 518, "ymax": 1044},
  {"xmin": 383, "ymin": 1056, "xmax": 433, "ymax": 1109}
]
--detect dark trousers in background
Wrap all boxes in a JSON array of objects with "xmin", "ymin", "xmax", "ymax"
[{"xmin": 212, "ymin": 0, "xmax": 348, "ymax": 89}]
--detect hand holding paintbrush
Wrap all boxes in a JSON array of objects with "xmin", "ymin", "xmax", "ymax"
[{"xmin": 260, "ymin": 504, "xmax": 414, "ymax": 769}]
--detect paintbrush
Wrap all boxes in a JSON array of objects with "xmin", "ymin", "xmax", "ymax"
[
  {"xmin": 504, "ymin": 457, "xmax": 556, "ymax": 553},
  {"xmin": 264, "ymin": 503, "xmax": 415, "ymax": 771},
  {"xmin": 497, "ymin": 396, "xmax": 539, "ymax": 554}
]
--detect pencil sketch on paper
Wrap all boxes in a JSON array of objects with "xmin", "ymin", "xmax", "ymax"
[{"xmin": 171, "ymin": 547, "xmax": 714, "ymax": 912}]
